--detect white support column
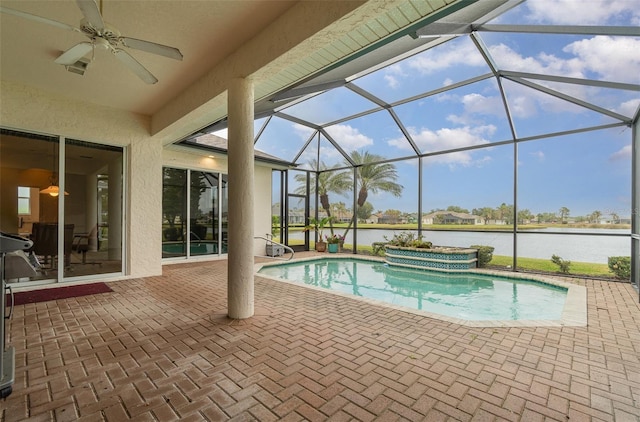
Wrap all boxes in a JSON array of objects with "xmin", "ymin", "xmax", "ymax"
[{"xmin": 227, "ymin": 78, "xmax": 255, "ymax": 319}]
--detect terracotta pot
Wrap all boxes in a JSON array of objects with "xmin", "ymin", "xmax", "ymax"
[{"xmin": 315, "ymin": 241, "xmax": 327, "ymax": 252}]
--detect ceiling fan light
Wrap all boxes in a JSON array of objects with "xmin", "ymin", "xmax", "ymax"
[
  {"xmin": 65, "ymin": 57, "xmax": 90, "ymax": 75},
  {"xmin": 94, "ymin": 37, "xmax": 111, "ymax": 50}
]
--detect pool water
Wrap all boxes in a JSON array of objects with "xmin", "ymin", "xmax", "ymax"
[
  {"xmin": 162, "ymin": 242, "xmax": 219, "ymax": 257},
  {"xmin": 258, "ymin": 258, "xmax": 569, "ymax": 321}
]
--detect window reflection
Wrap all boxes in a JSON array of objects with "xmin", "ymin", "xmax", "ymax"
[
  {"xmin": 0, "ymin": 130, "xmax": 123, "ymax": 283},
  {"xmin": 163, "ymin": 168, "xmax": 228, "ymax": 259}
]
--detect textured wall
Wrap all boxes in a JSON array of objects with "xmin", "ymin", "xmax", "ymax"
[
  {"xmin": 1, "ymin": 80, "xmax": 162, "ymax": 278},
  {"xmin": 129, "ymin": 139, "xmax": 163, "ymax": 277}
]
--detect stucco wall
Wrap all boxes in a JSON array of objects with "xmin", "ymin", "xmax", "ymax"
[
  {"xmin": 1, "ymin": 80, "xmax": 162, "ymax": 278},
  {"xmin": 1, "ymin": 81, "xmax": 276, "ymax": 279}
]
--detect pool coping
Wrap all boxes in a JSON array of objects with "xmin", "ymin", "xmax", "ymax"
[{"xmin": 254, "ymin": 255, "xmax": 587, "ymax": 328}]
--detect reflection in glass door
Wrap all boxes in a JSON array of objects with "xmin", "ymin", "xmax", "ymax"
[
  {"xmin": 162, "ymin": 168, "xmax": 229, "ymax": 259},
  {"xmin": 64, "ymin": 139, "xmax": 124, "ymax": 278},
  {"xmin": 221, "ymin": 175, "xmax": 228, "ymax": 254},
  {"xmin": 286, "ymin": 194, "xmax": 308, "ymax": 251},
  {"xmin": 162, "ymin": 168, "xmax": 187, "ymax": 258},
  {"xmin": 0, "ymin": 130, "xmax": 124, "ymax": 284},
  {"xmin": 190, "ymin": 171, "xmax": 217, "ymax": 256}
]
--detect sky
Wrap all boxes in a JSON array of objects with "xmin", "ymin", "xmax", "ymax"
[{"xmin": 214, "ymin": 0, "xmax": 640, "ymax": 219}]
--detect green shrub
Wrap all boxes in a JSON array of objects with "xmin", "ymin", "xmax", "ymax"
[
  {"xmin": 384, "ymin": 232, "xmax": 431, "ymax": 248},
  {"xmin": 551, "ymin": 254, "xmax": 571, "ymax": 274},
  {"xmin": 608, "ymin": 256, "xmax": 631, "ymax": 280},
  {"xmin": 470, "ymin": 245, "xmax": 494, "ymax": 268},
  {"xmin": 371, "ymin": 242, "xmax": 386, "ymax": 256}
]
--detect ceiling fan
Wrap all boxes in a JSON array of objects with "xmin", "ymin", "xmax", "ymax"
[{"xmin": 0, "ymin": 0, "xmax": 183, "ymax": 84}]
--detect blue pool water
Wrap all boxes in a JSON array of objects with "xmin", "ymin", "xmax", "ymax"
[
  {"xmin": 258, "ymin": 258, "xmax": 568, "ymax": 321},
  {"xmin": 162, "ymin": 242, "xmax": 218, "ymax": 257}
]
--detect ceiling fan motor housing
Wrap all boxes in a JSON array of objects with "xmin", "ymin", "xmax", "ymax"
[{"xmin": 80, "ymin": 19, "xmax": 121, "ymax": 48}]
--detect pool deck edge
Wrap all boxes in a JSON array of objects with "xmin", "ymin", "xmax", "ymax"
[{"xmin": 255, "ymin": 255, "xmax": 588, "ymax": 328}]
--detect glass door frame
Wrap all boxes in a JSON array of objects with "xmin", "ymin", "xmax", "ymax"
[{"xmin": 283, "ymin": 170, "xmax": 310, "ymax": 252}]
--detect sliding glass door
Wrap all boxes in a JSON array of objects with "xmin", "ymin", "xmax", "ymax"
[
  {"xmin": 0, "ymin": 129, "xmax": 124, "ymax": 283},
  {"xmin": 162, "ymin": 167, "xmax": 228, "ymax": 259},
  {"xmin": 63, "ymin": 139, "xmax": 124, "ymax": 277}
]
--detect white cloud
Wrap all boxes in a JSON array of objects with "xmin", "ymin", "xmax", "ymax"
[
  {"xmin": 324, "ymin": 124, "xmax": 373, "ymax": 152},
  {"xmin": 530, "ymin": 151, "xmax": 545, "ymax": 161},
  {"xmin": 485, "ymin": 36, "xmax": 640, "ymax": 119},
  {"xmin": 525, "ymin": 0, "xmax": 640, "ymax": 25},
  {"xmin": 384, "ymin": 74, "xmax": 400, "ymax": 89},
  {"xmin": 461, "ymin": 93, "xmax": 505, "ymax": 117},
  {"xmin": 438, "ymin": 92, "xmax": 505, "ymax": 125},
  {"xmin": 389, "ymin": 125, "xmax": 493, "ymax": 167},
  {"xmin": 617, "ymin": 99, "xmax": 640, "ymax": 118},
  {"xmin": 564, "ymin": 36, "xmax": 640, "ymax": 82},
  {"xmin": 406, "ymin": 38, "xmax": 486, "ymax": 74},
  {"xmin": 489, "ymin": 36, "xmax": 640, "ymax": 84},
  {"xmin": 610, "ymin": 145, "xmax": 631, "ymax": 161},
  {"xmin": 382, "ymin": 63, "xmax": 406, "ymax": 89},
  {"xmin": 318, "ymin": 146, "xmax": 344, "ymax": 164},
  {"xmin": 293, "ymin": 123, "xmax": 316, "ymax": 140},
  {"xmin": 488, "ymin": 43, "xmax": 584, "ymax": 78}
]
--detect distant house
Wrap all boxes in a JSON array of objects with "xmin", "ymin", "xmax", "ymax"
[
  {"xmin": 366, "ymin": 214, "xmax": 381, "ymax": 224},
  {"xmin": 422, "ymin": 211, "xmax": 484, "ymax": 225},
  {"xmin": 271, "ymin": 204, "xmax": 305, "ymax": 225},
  {"xmin": 378, "ymin": 213, "xmax": 403, "ymax": 224},
  {"xmin": 288, "ymin": 211, "xmax": 305, "ymax": 225}
]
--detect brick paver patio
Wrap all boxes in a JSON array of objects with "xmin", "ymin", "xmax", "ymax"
[{"xmin": 2, "ymin": 256, "xmax": 639, "ymax": 421}]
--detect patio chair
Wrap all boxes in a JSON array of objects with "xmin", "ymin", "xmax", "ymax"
[{"xmin": 72, "ymin": 225, "xmax": 101, "ymax": 265}]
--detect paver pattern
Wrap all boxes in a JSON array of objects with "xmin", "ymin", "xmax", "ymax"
[{"xmin": 2, "ymin": 256, "xmax": 639, "ymax": 421}]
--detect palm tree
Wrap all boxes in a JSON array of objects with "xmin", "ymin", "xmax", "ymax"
[
  {"xmin": 559, "ymin": 206, "xmax": 570, "ymax": 223},
  {"xmin": 351, "ymin": 151, "xmax": 403, "ymax": 206},
  {"xmin": 294, "ymin": 160, "xmax": 351, "ymax": 231},
  {"xmin": 342, "ymin": 150, "xmax": 403, "ymax": 238},
  {"xmin": 610, "ymin": 212, "xmax": 619, "ymax": 224}
]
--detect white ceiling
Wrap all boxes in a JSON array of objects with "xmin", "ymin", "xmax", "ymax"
[
  {"xmin": 0, "ymin": 0, "xmax": 297, "ymax": 115},
  {"xmin": 1, "ymin": 0, "xmax": 471, "ymax": 145}
]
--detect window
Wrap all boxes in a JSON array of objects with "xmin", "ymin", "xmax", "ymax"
[
  {"xmin": 162, "ymin": 167, "xmax": 228, "ymax": 259},
  {"xmin": 18, "ymin": 186, "xmax": 30, "ymax": 215}
]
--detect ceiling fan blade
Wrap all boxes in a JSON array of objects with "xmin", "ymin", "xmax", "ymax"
[
  {"xmin": 113, "ymin": 49, "xmax": 158, "ymax": 84},
  {"xmin": 0, "ymin": 6, "xmax": 79, "ymax": 32},
  {"xmin": 55, "ymin": 42, "xmax": 93, "ymax": 65},
  {"xmin": 121, "ymin": 37, "xmax": 183, "ymax": 61},
  {"xmin": 76, "ymin": 0, "xmax": 104, "ymax": 31}
]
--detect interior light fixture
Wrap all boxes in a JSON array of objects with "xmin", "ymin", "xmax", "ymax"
[
  {"xmin": 39, "ymin": 184, "xmax": 68, "ymax": 197},
  {"xmin": 65, "ymin": 57, "xmax": 90, "ymax": 76},
  {"xmin": 40, "ymin": 142, "xmax": 69, "ymax": 197}
]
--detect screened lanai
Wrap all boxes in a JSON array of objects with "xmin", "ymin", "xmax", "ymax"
[{"xmin": 181, "ymin": 0, "xmax": 640, "ymax": 290}]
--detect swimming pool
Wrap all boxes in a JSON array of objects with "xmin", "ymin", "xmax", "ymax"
[{"xmin": 257, "ymin": 257, "xmax": 587, "ymax": 327}]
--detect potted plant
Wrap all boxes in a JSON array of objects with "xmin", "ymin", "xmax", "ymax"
[
  {"xmin": 325, "ymin": 234, "xmax": 343, "ymax": 253},
  {"xmin": 304, "ymin": 216, "xmax": 333, "ymax": 252}
]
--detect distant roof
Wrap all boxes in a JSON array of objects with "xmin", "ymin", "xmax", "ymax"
[
  {"xmin": 424, "ymin": 211, "xmax": 481, "ymax": 219},
  {"xmin": 181, "ymin": 134, "xmax": 294, "ymax": 167}
]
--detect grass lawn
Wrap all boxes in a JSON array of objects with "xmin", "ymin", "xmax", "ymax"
[
  {"xmin": 282, "ymin": 222, "xmax": 630, "ymax": 232},
  {"xmin": 489, "ymin": 255, "xmax": 614, "ymax": 278},
  {"xmin": 345, "ymin": 245, "xmax": 616, "ymax": 279}
]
